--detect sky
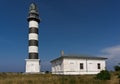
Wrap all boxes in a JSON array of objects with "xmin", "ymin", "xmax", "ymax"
[{"xmin": 0, "ymin": 0, "xmax": 120, "ymax": 72}]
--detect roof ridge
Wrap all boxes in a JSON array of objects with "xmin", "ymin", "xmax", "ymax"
[{"xmin": 51, "ymin": 55, "xmax": 107, "ymax": 62}]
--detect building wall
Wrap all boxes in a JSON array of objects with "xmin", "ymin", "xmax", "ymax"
[
  {"xmin": 51, "ymin": 58, "xmax": 106, "ymax": 75},
  {"xmin": 51, "ymin": 59, "xmax": 63, "ymax": 74},
  {"xmin": 63, "ymin": 58, "xmax": 86, "ymax": 75}
]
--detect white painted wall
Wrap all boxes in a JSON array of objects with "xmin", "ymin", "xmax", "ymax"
[
  {"xmin": 29, "ymin": 33, "xmax": 38, "ymax": 40},
  {"xmin": 29, "ymin": 46, "xmax": 38, "ymax": 53},
  {"xmin": 51, "ymin": 58, "xmax": 106, "ymax": 75},
  {"xmin": 29, "ymin": 21, "xmax": 38, "ymax": 28},
  {"xmin": 51, "ymin": 59, "xmax": 64, "ymax": 74},
  {"xmin": 25, "ymin": 59, "xmax": 40, "ymax": 73}
]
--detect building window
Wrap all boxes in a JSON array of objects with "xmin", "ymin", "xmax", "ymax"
[
  {"xmin": 80, "ymin": 63, "xmax": 83, "ymax": 69},
  {"xmin": 97, "ymin": 63, "xmax": 101, "ymax": 69}
]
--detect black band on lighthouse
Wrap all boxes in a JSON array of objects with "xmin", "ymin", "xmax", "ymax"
[
  {"xmin": 29, "ymin": 53, "xmax": 38, "ymax": 59},
  {"xmin": 29, "ymin": 28, "xmax": 38, "ymax": 34},
  {"xmin": 29, "ymin": 40, "xmax": 38, "ymax": 46},
  {"xmin": 27, "ymin": 17, "xmax": 40, "ymax": 23}
]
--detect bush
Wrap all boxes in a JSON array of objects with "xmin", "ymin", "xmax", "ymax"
[
  {"xmin": 117, "ymin": 72, "xmax": 120, "ymax": 78},
  {"xmin": 114, "ymin": 66, "xmax": 120, "ymax": 71},
  {"xmin": 96, "ymin": 70, "xmax": 111, "ymax": 80},
  {"xmin": 45, "ymin": 71, "xmax": 50, "ymax": 74},
  {"xmin": 118, "ymin": 74, "xmax": 120, "ymax": 78}
]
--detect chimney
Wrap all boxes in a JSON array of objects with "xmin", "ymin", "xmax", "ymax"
[{"xmin": 61, "ymin": 50, "xmax": 64, "ymax": 56}]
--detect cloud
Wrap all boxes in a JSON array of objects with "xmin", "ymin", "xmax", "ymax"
[
  {"xmin": 101, "ymin": 45, "xmax": 120, "ymax": 56},
  {"xmin": 100, "ymin": 45, "xmax": 120, "ymax": 70}
]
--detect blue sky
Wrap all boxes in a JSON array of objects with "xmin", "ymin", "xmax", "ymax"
[{"xmin": 0, "ymin": 0, "xmax": 120, "ymax": 72}]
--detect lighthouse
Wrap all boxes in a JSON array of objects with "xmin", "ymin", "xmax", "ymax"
[{"xmin": 25, "ymin": 3, "xmax": 40, "ymax": 73}]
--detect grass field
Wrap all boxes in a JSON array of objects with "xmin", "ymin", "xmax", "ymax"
[{"xmin": 0, "ymin": 72, "xmax": 119, "ymax": 84}]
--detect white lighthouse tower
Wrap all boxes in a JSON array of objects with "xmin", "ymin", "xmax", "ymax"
[{"xmin": 25, "ymin": 3, "xmax": 40, "ymax": 73}]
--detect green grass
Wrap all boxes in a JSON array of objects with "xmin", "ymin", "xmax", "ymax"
[{"xmin": 0, "ymin": 72, "xmax": 119, "ymax": 84}]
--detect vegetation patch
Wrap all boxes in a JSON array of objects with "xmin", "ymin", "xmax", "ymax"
[
  {"xmin": 96, "ymin": 70, "xmax": 111, "ymax": 80},
  {"xmin": 0, "ymin": 72, "xmax": 119, "ymax": 84}
]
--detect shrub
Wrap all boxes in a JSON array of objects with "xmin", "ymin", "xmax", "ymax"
[
  {"xmin": 45, "ymin": 71, "xmax": 50, "ymax": 74},
  {"xmin": 118, "ymin": 75, "xmax": 120, "ymax": 78},
  {"xmin": 114, "ymin": 66, "xmax": 120, "ymax": 71},
  {"xmin": 117, "ymin": 73, "xmax": 120, "ymax": 78},
  {"xmin": 96, "ymin": 70, "xmax": 111, "ymax": 80}
]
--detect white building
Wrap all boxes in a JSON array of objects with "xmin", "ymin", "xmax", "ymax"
[{"xmin": 51, "ymin": 52, "xmax": 107, "ymax": 75}]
